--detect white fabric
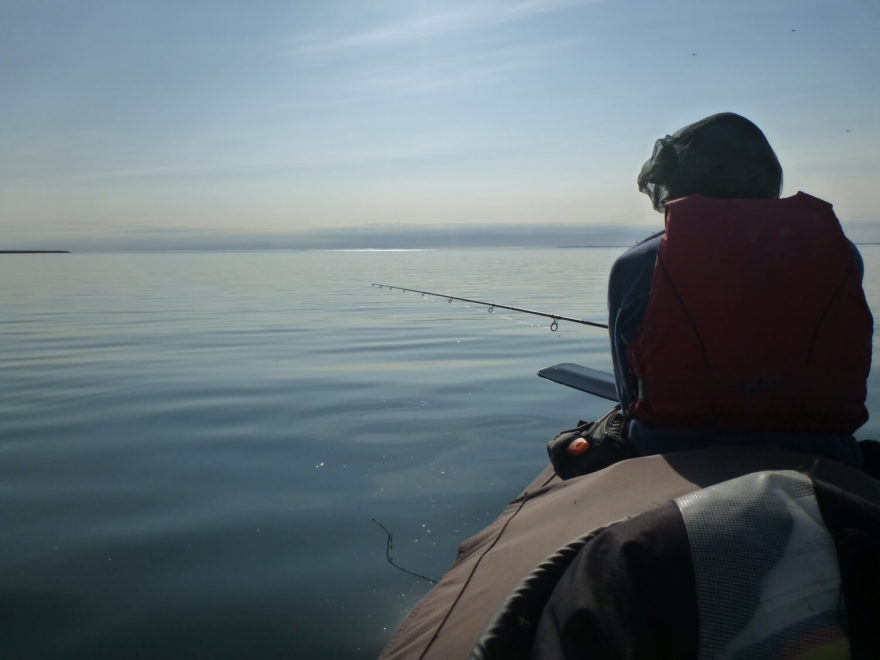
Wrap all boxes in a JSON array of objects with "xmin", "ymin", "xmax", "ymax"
[{"xmin": 676, "ymin": 470, "xmax": 848, "ymax": 659}]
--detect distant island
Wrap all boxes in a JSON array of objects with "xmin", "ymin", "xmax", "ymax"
[{"xmin": 1, "ymin": 250, "xmax": 70, "ymax": 254}]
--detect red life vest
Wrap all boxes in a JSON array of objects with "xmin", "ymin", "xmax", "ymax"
[{"xmin": 627, "ymin": 192, "xmax": 873, "ymax": 433}]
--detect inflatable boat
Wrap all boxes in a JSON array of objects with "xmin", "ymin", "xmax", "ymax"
[{"xmin": 379, "ymin": 364, "xmax": 880, "ymax": 659}]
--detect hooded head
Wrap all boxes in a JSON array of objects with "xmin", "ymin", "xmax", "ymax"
[{"xmin": 637, "ymin": 112, "xmax": 783, "ymax": 212}]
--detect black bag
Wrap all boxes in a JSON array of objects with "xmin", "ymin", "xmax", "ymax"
[
  {"xmin": 859, "ymin": 439, "xmax": 880, "ymax": 479},
  {"xmin": 547, "ymin": 405, "xmax": 634, "ymax": 480}
]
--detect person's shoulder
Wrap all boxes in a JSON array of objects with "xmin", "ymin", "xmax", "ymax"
[
  {"xmin": 611, "ymin": 231, "xmax": 663, "ymax": 271},
  {"xmin": 625, "ymin": 230, "xmax": 664, "ymax": 254}
]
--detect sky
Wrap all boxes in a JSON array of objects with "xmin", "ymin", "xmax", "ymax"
[{"xmin": 2, "ymin": 0, "xmax": 879, "ymax": 250}]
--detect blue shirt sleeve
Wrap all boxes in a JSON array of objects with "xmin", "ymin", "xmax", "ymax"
[{"xmin": 607, "ymin": 232, "xmax": 663, "ymax": 409}]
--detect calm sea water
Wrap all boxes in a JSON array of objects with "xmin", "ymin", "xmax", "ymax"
[{"xmin": 3, "ymin": 247, "xmax": 879, "ymax": 659}]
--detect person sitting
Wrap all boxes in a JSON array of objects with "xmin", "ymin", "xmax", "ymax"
[{"xmin": 606, "ymin": 112, "xmax": 872, "ymax": 466}]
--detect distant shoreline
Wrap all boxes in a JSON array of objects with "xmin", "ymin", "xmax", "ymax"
[
  {"xmin": 557, "ymin": 244, "xmax": 632, "ymax": 249},
  {"xmin": 0, "ymin": 250, "xmax": 70, "ymax": 254}
]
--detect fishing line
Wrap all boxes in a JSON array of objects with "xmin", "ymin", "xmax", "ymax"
[
  {"xmin": 372, "ymin": 283, "xmax": 608, "ymax": 332},
  {"xmin": 411, "ymin": 293, "xmax": 548, "ymax": 331},
  {"xmin": 371, "ymin": 518, "xmax": 439, "ymax": 584}
]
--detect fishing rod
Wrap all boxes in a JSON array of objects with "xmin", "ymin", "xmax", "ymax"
[{"xmin": 372, "ymin": 283, "xmax": 608, "ymax": 332}]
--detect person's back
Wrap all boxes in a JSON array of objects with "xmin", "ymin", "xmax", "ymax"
[{"xmin": 607, "ymin": 113, "xmax": 873, "ymax": 464}]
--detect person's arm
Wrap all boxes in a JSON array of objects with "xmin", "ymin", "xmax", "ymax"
[
  {"xmin": 849, "ymin": 240, "xmax": 865, "ymax": 280},
  {"xmin": 607, "ymin": 233, "xmax": 662, "ymax": 409}
]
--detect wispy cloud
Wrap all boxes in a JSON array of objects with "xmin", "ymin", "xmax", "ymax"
[
  {"xmin": 290, "ymin": 0, "xmax": 598, "ymax": 56},
  {"xmin": 334, "ymin": 37, "xmax": 575, "ymax": 99}
]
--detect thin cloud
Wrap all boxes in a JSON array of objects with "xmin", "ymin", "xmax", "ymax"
[
  {"xmin": 338, "ymin": 37, "xmax": 575, "ymax": 98},
  {"xmin": 290, "ymin": 0, "xmax": 599, "ymax": 56}
]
